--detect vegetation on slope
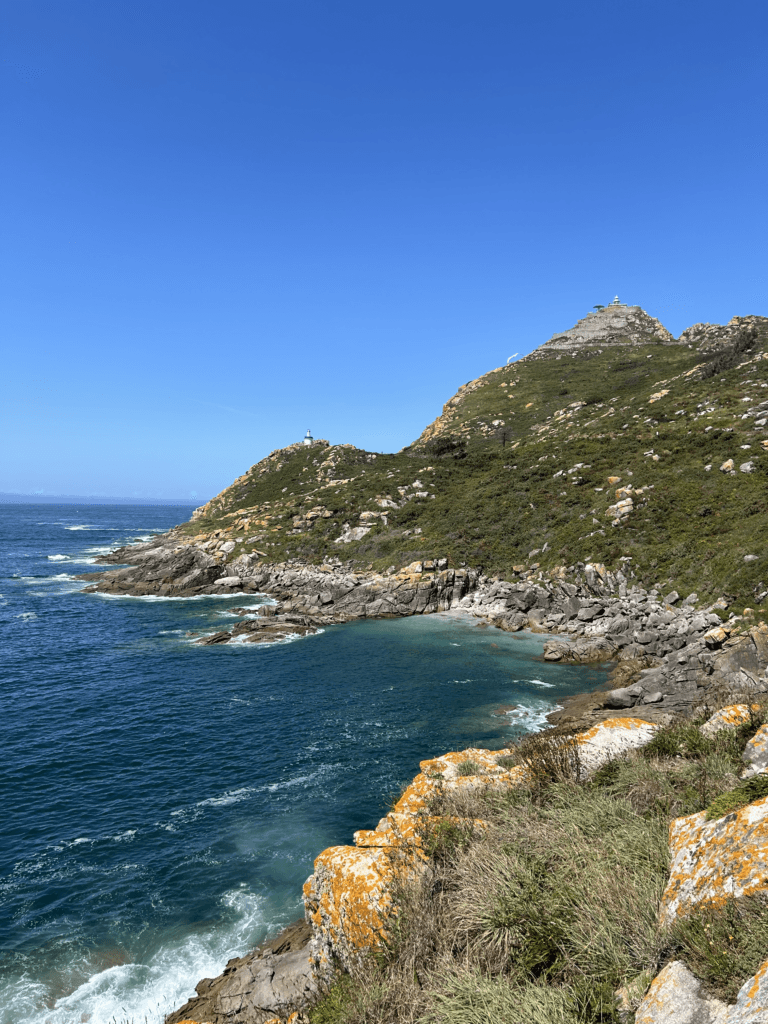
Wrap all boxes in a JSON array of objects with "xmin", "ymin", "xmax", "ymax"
[
  {"xmin": 179, "ymin": 319, "xmax": 768, "ymax": 610},
  {"xmin": 308, "ymin": 701, "xmax": 768, "ymax": 1023}
]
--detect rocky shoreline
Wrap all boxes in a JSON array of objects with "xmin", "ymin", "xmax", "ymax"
[
  {"xmin": 77, "ymin": 535, "xmax": 768, "ymax": 1024},
  {"xmin": 82, "ymin": 534, "xmax": 768, "ymax": 725}
]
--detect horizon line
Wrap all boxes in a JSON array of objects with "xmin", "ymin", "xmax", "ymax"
[{"xmin": 0, "ymin": 491, "xmax": 208, "ymax": 505}]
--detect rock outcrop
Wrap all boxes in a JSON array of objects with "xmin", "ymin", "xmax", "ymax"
[
  {"xmin": 302, "ymin": 718, "xmax": 658, "ymax": 982},
  {"xmin": 169, "ymin": 705, "xmax": 768, "ymax": 1023},
  {"xmin": 678, "ymin": 315, "xmax": 768, "ymax": 353},
  {"xmin": 537, "ymin": 301, "xmax": 675, "ymax": 356},
  {"xmin": 166, "ymin": 920, "xmax": 316, "ymax": 1024},
  {"xmin": 635, "ymin": 958, "xmax": 768, "ymax": 1023},
  {"xmin": 659, "ymin": 795, "xmax": 768, "ymax": 928}
]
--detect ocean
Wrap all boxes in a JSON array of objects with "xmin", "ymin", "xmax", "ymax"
[{"xmin": 0, "ymin": 503, "xmax": 610, "ymax": 1024}]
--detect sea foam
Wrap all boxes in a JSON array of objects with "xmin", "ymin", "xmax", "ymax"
[{"xmin": 0, "ymin": 887, "xmax": 269, "ymax": 1024}]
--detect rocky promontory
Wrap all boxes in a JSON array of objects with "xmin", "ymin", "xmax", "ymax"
[{"xmin": 79, "ymin": 303, "xmax": 768, "ymax": 1023}]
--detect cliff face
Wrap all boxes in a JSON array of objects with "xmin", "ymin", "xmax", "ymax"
[{"xmin": 679, "ymin": 315, "xmax": 768, "ymax": 352}]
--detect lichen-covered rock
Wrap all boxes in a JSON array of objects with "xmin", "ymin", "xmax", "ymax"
[
  {"xmin": 728, "ymin": 958, "xmax": 768, "ymax": 1021},
  {"xmin": 659, "ymin": 796, "xmax": 768, "ymax": 926},
  {"xmin": 575, "ymin": 717, "xmax": 659, "ymax": 775},
  {"xmin": 635, "ymin": 958, "xmax": 768, "ymax": 1023},
  {"xmin": 302, "ymin": 844, "xmax": 420, "ymax": 979},
  {"xmin": 634, "ymin": 960, "xmax": 727, "ymax": 1023},
  {"xmin": 742, "ymin": 724, "xmax": 768, "ymax": 779},
  {"xmin": 701, "ymin": 704, "xmax": 758, "ymax": 738},
  {"xmin": 302, "ymin": 726, "xmax": 665, "ymax": 979},
  {"xmin": 302, "ymin": 746, "xmax": 527, "ymax": 978}
]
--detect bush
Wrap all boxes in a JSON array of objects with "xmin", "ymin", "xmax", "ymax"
[
  {"xmin": 505, "ymin": 730, "xmax": 582, "ymax": 785},
  {"xmin": 449, "ymin": 787, "xmax": 669, "ymax": 987},
  {"xmin": 705, "ymin": 774, "xmax": 768, "ymax": 820},
  {"xmin": 699, "ymin": 328, "xmax": 759, "ymax": 379},
  {"xmin": 424, "ymin": 818, "xmax": 473, "ymax": 862},
  {"xmin": 428, "ymin": 971, "xmax": 577, "ymax": 1024}
]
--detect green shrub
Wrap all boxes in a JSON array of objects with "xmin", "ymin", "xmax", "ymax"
[
  {"xmin": 705, "ymin": 774, "xmax": 768, "ymax": 820},
  {"xmin": 495, "ymin": 754, "xmax": 518, "ymax": 770},
  {"xmin": 309, "ymin": 975, "xmax": 355, "ymax": 1023},
  {"xmin": 424, "ymin": 818, "xmax": 473, "ymax": 862},
  {"xmin": 450, "ymin": 787, "xmax": 669, "ymax": 986},
  {"xmin": 507, "ymin": 730, "xmax": 582, "ymax": 785},
  {"xmin": 456, "ymin": 759, "xmax": 483, "ymax": 776},
  {"xmin": 642, "ymin": 722, "xmax": 712, "ymax": 760}
]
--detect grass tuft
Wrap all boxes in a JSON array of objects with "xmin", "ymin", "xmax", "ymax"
[
  {"xmin": 672, "ymin": 895, "xmax": 768, "ymax": 1001},
  {"xmin": 705, "ymin": 774, "xmax": 768, "ymax": 820}
]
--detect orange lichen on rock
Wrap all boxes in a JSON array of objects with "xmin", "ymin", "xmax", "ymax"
[
  {"xmin": 636, "ymin": 957, "xmax": 768, "ymax": 1022},
  {"xmin": 575, "ymin": 717, "xmax": 659, "ymax": 775},
  {"xmin": 701, "ymin": 704, "xmax": 762, "ymax": 739},
  {"xmin": 303, "ymin": 843, "xmax": 420, "ymax": 975},
  {"xmin": 742, "ymin": 724, "xmax": 768, "ymax": 779},
  {"xmin": 263, "ymin": 1014, "xmax": 310, "ymax": 1024},
  {"xmin": 302, "ymin": 747, "xmax": 527, "ymax": 978},
  {"xmin": 659, "ymin": 796, "xmax": 768, "ymax": 927},
  {"xmin": 302, "ymin": 727, "xmax": 667, "ymax": 980}
]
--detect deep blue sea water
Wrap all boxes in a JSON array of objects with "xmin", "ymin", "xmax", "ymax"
[{"xmin": 0, "ymin": 503, "xmax": 610, "ymax": 1024}]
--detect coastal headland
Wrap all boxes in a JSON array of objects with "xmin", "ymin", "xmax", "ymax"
[{"xmin": 79, "ymin": 304, "xmax": 768, "ymax": 1022}]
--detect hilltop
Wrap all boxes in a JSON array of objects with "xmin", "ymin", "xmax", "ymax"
[{"xmin": 170, "ymin": 305, "xmax": 768, "ymax": 612}]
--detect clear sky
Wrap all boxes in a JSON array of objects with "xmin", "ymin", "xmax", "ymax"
[{"xmin": 2, "ymin": 0, "xmax": 767, "ymax": 500}]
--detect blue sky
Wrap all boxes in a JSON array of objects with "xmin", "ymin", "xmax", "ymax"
[{"xmin": 2, "ymin": 0, "xmax": 767, "ymax": 500}]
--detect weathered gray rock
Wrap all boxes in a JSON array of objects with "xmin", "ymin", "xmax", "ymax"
[
  {"xmin": 166, "ymin": 919, "xmax": 316, "ymax": 1024},
  {"xmin": 603, "ymin": 688, "xmax": 635, "ymax": 709},
  {"xmin": 635, "ymin": 961, "xmax": 726, "ymax": 1023},
  {"xmin": 636, "ymin": 957, "xmax": 768, "ymax": 1023},
  {"xmin": 742, "ymin": 724, "xmax": 768, "ymax": 779},
  {"xmin": 539, "ymin": 302, "xmax": 675, "ymax": 355}
]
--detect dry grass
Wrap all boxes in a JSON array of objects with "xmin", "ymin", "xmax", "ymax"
[{"xmin": 308, "ymin": 703, "xmax": 768, "ymax": 1024}]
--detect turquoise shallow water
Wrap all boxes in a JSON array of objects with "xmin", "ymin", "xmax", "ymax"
[{"xmin": 0, "ymin": 503, "xmax": 610, "ymax": 1023}]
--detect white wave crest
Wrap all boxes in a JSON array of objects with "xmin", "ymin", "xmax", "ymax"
[
  {"xmin": 47, "ymin": 554, "xmax": 70, "ymax": 561},
  {"xmin": 196, "ymin": 787, "xmax": 255, "ymax": 809},
  {"xmin": 0, "ymin": 888, "xmax": 268, "ymax": 1024},
  {"xmin": 15, "ymin": 611, "xmax": 37, "ymax": 619},
  {"xmin": 528, "ymin": 679, "xmax": 555, "ymax": 688},
  {"xmin": 505, "ymin": 700, "xmax": 561, "ymax": 733}
]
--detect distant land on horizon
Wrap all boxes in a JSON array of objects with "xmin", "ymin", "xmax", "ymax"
[{"xmin": 0, "ymin": 492, "xmax": 205, "ymax": 506}]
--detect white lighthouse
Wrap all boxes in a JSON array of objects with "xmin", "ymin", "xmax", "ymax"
[{"xmin": 302, "ymin": 429, "xmax": 313, "ymax": 446}]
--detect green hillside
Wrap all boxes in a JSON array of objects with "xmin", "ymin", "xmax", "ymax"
[{"xmin": 179, "ymin": 313, "xmax": 768, "ymax": 612}]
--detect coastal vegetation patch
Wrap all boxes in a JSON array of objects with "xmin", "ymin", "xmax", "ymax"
[{"xmin": 307, "ymin": 696, "xmax": 768, "ymax": 1023}]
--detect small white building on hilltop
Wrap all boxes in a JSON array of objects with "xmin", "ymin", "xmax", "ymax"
[{"xmin": 302, "ymin": 429, "xmax": 314, "ymax": 446}]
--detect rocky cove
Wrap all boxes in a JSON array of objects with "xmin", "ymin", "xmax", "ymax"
[
  {"xmin": 83, "ymin": 534, "xmax": 768, "ymax": 725},
  {"xmin": 71, "ymin": 309, "xmax": 768, "ymax": 1022},
  {"xmin": 78, "ymin": 535, "xmax": 768, "ymax": 1023}
]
